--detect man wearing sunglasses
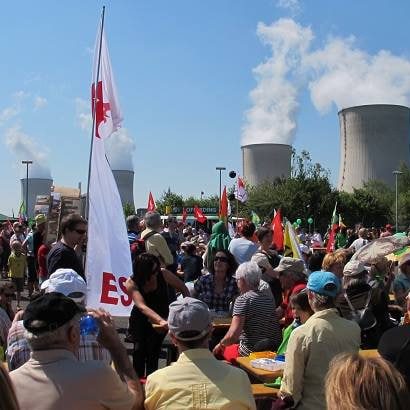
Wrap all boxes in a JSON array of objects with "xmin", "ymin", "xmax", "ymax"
[{"xmin": 47, "ymin": 214, "xmax": 87, "ymax": 280}]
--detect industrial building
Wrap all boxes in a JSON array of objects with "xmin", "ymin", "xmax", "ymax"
[
  {"xmin": 112, "ymin": 169, "xmax": 135, "ymax": 207},
  {"xmin": 20, "ymin": 177, "xmax": 53, "ymax": 219},
  {"xmin": 242, "ymin": 143, "xmax": 292, "ymax": 187},
  {"xmin": 338, "ymin": 104, "xmax": 410, "ymax": 192}
]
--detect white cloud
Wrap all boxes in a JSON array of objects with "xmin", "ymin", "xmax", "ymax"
[
  {"xmin": 242, "ymin": 18, "xmax": 410, "ymax": 145},
  {"xmin": 13, "ymin": 90, "xmax": 30, "ymax": 101},
  {"xmin": 0, "ymin": 106, "xmax": 19, "ymax": 125},
  {"xmin": 75, "ymin": 97, "xmax": 92, "ymax": 134},
  {"xmin": 276, "ymin": 0, "xmax": 301, "ymax": 15},
  {"xmin": 105, "ymin": 128, "xmax": 135, "ymax": 171},
  {"xmin": 4, "ymin": 125, "xmax": 51, "ymax": 178},
  {"xmin": 33, "ymin": 96, "xmax": 47, "ymax": 110}
]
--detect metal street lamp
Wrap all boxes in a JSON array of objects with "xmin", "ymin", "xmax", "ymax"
[
  {"xmin": 393, "ymin": 170, "xmax": 403, "ymax": 232},
  {"xmin": 22, "ymin": 160, "xmax": 33, "ymax": 219},
  {"xmin": 216, "ymin": 167, "xmax": 226, "ymax": 211}
]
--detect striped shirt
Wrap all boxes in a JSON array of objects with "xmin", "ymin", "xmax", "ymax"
[
  {"xmin": 7, "ymin": 321, "xmax": 111, "ymax": 370},
  {"xmin": 233, "ymin": 290, "xmax": 282, "ymax": 356}
]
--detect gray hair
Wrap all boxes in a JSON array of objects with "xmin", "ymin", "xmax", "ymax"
[
  {"xmin": 144, "ymin": 211, "xmax": 161, "ymax": 229},
  {"xmin": 25, "ymin": 314, "xmax": 81, "ymax": 351},
  {"xmin": 235, "ymin": 262, "xmax": 262, "ymax": 290},
  {"xmin": 126, "ymin": 215, "xmax": 140, "ymax": 230},
  {"xmin": 308, "ymin": 290, "xmax": 335, "ymax": 311},
  {"xmin": 342, "ymin": 271, "xmax": 367, "ymax": 290}
]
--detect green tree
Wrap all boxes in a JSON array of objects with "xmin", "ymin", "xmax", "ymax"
[
  {"xmin": 245, "ymin": 150, "xmax": 335, "ymax": 231},
  {"xmin": 123, "ymin": 203, "xmax": 135, "ymax": 218},
  {"xmin": 156, "ymin": 188, "xmax": 184, "ymax": 214}
]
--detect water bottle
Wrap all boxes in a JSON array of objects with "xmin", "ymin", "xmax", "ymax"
[{"xmin": 79, "ymin": 315, "xmax": 99, "ymax": 336}]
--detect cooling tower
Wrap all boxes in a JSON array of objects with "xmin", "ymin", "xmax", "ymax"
[
  {"xmin": 20, "ymin": 178, "xmax": 53, "ymax": 219},
  {"xmin": 242, "ymin": 143, "xmax": 292, "ymax": 186},
  {"xmin": 112, "ymin": 170, "xmax": 135, "ymax": 207},
  {"xmin": 338, "ymin": 105, "xmax": 410, "ymax": 192}
]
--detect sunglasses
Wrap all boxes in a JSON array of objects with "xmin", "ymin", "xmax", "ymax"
[
  {"xmin": 214, "ymin": 256, "xmax": 229, "ymax": 263},
  {"xmin": 74, "ymin": 229, "xmax": 87, "ymax": 235}
]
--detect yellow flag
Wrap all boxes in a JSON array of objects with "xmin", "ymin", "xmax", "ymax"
[{"xmin": 284, "ymin": 221, "xmax": 302, "ymax": 259}]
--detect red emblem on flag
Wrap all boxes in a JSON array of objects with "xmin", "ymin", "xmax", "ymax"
[{"xmin": 92, "ymin": 81, "xmax": 111, "ymax": 138}]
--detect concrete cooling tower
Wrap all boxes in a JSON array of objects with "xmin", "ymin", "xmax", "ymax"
[
  {"xmin": 242, "ymin": 143, "xmax": 292, "ymax": 187},
  {"xmin": 20, "ymin": 178, "xmax": 53, "ymax": 219},
  {"xmin": 338, "ymin": 105, "xmax": 410, "ymax": 192},
  {"xmin": 112, "ymin": 170, "xmax": 135, "ymax": 207}
]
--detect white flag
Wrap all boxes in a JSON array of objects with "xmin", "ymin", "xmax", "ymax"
[
  {"xmin": 86, "ymin": 19, "xmax": 133, "ymax": 316},
  {"xmin": 234, "ymin": 177, "xmax": 248, "ymax": 203}
]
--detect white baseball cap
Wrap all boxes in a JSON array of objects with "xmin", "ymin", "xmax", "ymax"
[{"xmin": 41, "ymin": 268, "xmax": 87, "ymax": 303}]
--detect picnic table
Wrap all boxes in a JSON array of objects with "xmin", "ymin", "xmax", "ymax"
[
  {"xmin": 235, "ymin": 356, "xmax": 283, "ymax": 382},
  {"xmin": 236, "ymin": 349, "xmax": 379, "ymax": 383}
]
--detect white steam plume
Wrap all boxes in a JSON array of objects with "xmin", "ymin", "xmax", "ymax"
[
  {"xmin": 105, "ymin": 128, "xmax": 135, "ymax": 171},
  {"xmin": 242, "ymin": 19, "xmax": 313, "ymax": 146},
  {"xmin": 75, "ymin": 97, "xmax": 135, "ymax": 171},
  {"xmin": 4, "ymin": 125, "xmax": 52, "ymax": 178},
  {"xmin": 242, "ymin": 18, "xmax": 410, "ymax": 145}
]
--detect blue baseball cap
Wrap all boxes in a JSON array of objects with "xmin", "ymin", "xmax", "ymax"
[{"xmin": 307, "ymin": 271, "xmax": 340, "ymax": 297}]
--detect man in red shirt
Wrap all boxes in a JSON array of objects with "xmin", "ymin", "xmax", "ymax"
[{"xmin": 274, "ymin": 257, "xmax": 307, "ymax": 326}]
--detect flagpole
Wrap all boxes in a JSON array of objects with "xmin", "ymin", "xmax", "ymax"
[{"xmin": 86, "ymin": 6, "xmax": 105, "ymax": 220}]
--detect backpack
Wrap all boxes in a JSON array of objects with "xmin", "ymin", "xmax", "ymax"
[
  {"xmin": 344, "ymin": 291, "xmax": 377, "ymax": 331},
  {"xmin": 130, "ymin": 231, "xmax": 156, "ymax": 261}
]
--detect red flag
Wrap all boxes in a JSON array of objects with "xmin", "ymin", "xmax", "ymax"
[
  {"xmin": 272, "ymin": 209, "xmax": 284, "ymax": 251},
  {"xmin": 194, "ymin": 205, "xmax": 207, "ymax": 224},
  {"xmin": 219, "ymin": 186, "xmax": 228, "ymax": 222},
  {"xmin": 147, "ymin": 191, "xmax": 156, "ymax": 212},
  {"xmin": 326, "ymin": 202, "xmax": 338, "ymax": 253},
  {"xmin": 182, "ymin": 207, "xmax": 187, "ymax": 224}
]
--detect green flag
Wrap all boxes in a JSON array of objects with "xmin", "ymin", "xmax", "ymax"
[{"xmin": 251, "ymin": 211, "xmax": 260, "ymax": 226}]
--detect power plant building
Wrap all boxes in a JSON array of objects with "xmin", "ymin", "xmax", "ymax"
[
  {"xmin": 112, "ymin": 169, "xmax": 135, "ymax": 207},
  {"xmin": 20, "ymin": 178, "xmax": 53, "ymax": 219},
  {"xmin": 338, "ymin": 104, "xmax": 410, "ymax": 192},
  {"xmin": 242, "ymin": 143, "xmax": 292, "ymax": 187}
]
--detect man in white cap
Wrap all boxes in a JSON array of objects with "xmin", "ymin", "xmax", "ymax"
[
  {"xmin": 144, "ymin": 297, "xmax": 256, "ymax": 410},
  {"xmin": 7, "ymin": 268, "xmax": 110, "ymax": 370}
]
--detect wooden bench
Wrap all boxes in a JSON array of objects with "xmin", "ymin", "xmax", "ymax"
[{"xmin": 252, "ymin": 384, "xmax": 279, "ymax": 398}]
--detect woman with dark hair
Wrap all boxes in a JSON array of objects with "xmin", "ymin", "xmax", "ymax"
[
  {"xmin": 126, "ymin": 253, "xmax": 189, "ymax": 377},
  {"xmin": 193, "ymin": 249, "xmax": 239, "ymax": 313},
  {"xmin": 276, "ymin": 290, "xmax": 314, "ymax": 355}
]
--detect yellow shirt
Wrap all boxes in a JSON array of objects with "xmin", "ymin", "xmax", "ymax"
[
  {"xmin": 145, "ymin": 348, "xmax": 256, "ymax": 410},
  {"xmin": 8, "ymin": 252, "xmax": 27, "ymax": 278},
  {"xmin": 280, "ymin": 308, "xmax": 361, "ymax": 410},
  {"xmin": 141, "ymin": 228, "xmax": 174, "ymax": 267}
]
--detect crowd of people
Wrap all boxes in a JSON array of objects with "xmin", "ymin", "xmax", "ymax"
[{"xmin": 1, "ymin": 211, "xmax": 410, "ymax": 409}]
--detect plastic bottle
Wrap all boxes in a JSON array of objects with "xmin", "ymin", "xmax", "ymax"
[{"xmin": 79, "ymin": 315, "xmax": 99, "ymax": 336}]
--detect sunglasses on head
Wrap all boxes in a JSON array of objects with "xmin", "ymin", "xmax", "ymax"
[
  {"xmin": 214, "ymin": 256, "xmax": 229, "ymax": 263},
  {"xmin": 74, "ymin": 229, "xmax": 87, "ymax": 235}
]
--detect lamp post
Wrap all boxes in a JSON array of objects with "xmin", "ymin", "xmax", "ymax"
[
  {"xmin": 22, "ymin": 160, "xmax": 33, "ymax": 219},
  {"xmin": 216, "ymin": 167, "xmax": 226, "ymax": 211},
  {"xmin": 393, "ymin": 170, "xmax": 403, "ymax": 232},
  {"xmin": 200, "ymin": 191, "xmax": 204, "ymax": 200}
]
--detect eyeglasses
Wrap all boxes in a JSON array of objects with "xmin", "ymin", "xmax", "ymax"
[
  {"xmin": 74, "ymin": 229, "xmax": 87, "ymax": 235},
  {"xmin": 214, "ymin": 256, "xmax": 229, "ymax": 263}
]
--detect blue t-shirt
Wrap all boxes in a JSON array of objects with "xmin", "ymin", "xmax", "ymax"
[{"xmin": 228, "ymin": 237, "xmax": 258, "ymax": 264}]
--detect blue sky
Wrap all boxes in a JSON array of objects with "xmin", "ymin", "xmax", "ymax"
[{"xmin": 1, "ymin": 0, "xmax": 410, "ymax": 215}]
